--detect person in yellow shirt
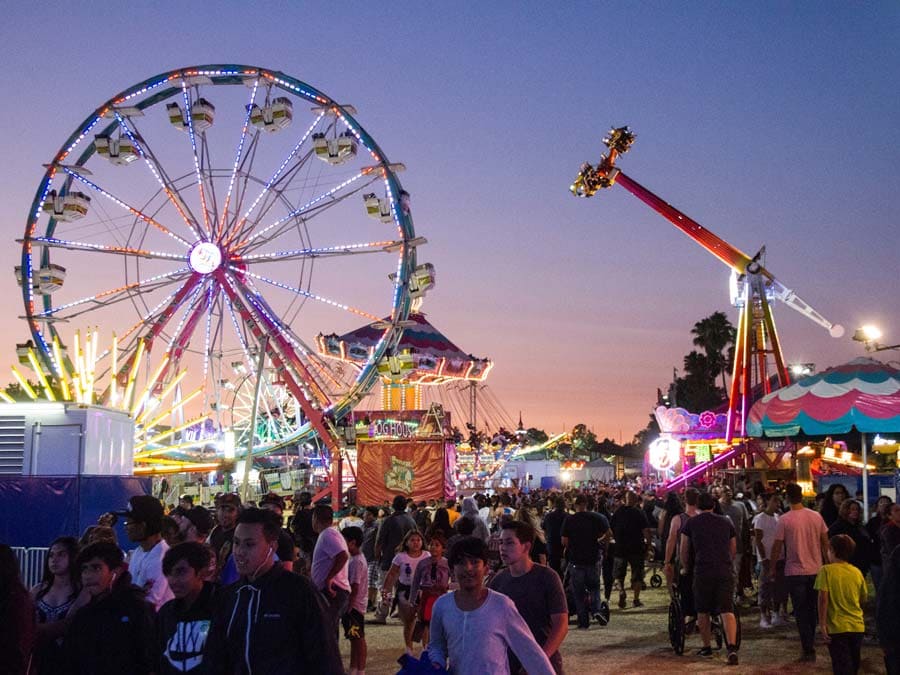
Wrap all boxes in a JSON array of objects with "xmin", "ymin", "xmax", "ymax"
[{"xmin": 814, "ymin": 534, "xmax": 867, "ymax": 675}]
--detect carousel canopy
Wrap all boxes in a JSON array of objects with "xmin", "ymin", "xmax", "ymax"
[
  {"xmin": 316, "ymin": 312, "xmax": 492, "ymax": 384},
  {"xmin": 748, "ymin": 358, "xmax": 900, "ymax": 437}
]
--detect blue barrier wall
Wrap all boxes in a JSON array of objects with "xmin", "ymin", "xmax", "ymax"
[{"xmin": 0, "ymin": 475, "xmax": 151, "ymax": 547}]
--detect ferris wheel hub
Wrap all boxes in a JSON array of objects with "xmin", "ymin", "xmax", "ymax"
[{"xmin": 188, "ymin": 242, "xmax": 223, "ymax": 274}]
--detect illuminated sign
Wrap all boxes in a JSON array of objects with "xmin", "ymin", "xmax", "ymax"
[{"xmin": 648, "ymin": 437, "xmax": 680, "ymax": 471}]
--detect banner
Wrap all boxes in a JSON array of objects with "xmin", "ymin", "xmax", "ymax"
[{"xmin": 357, "ymin": 440, "xmax": 445, "ymax": 505}]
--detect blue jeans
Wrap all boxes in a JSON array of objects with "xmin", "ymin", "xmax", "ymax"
[
  {"xmin": 786, "ymin": 574, "xmax": 818, "ymax": 654},
  {"xmin": 569, "ymin": 562, "xmax": 601, "ymax": 628}
]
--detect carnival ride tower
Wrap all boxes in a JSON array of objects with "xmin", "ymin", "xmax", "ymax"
[{"xmin": 571, "ymin": 127, "xmax": 843, "ymax": 442}]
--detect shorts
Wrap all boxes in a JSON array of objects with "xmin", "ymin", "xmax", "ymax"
[
  {"xmin": 693, "ymin": 575, "xmax": 734, "ymax": 615},
  {"xmin": 367, "ymin": 560, "xmax": 380, "ymax": 589},
  {"xmin": 396, "ymin": 582, "xmax": 412, "ymax": 603},
  {"xmin": 613, "ymin": 555, "xmax": 645, "ymax": 584},
  {"xmin": 341, "ymin": 608, "xmax": 365, "ymax": 640}
]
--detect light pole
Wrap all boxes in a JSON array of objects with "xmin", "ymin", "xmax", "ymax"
[{"xmin": 852, "ymin": 325, "xmax": 900, "ymax": 352}]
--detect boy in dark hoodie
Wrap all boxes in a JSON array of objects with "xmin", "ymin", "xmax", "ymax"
[
  {"xmin": 63, "ymin": 542, "xmax": 156, "ymax": 675},
  {"xmin": 157, "ymin": 542, "xmax": 217, "ymax": 674}
]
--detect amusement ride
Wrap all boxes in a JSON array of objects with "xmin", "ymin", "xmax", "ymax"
[{"xmin": 14, "ymin": 65, "xmax": 431, "ymax": 501}]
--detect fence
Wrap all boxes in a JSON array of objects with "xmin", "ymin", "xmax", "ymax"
[{"xmin": 13, "ymin": 546, "xmax": 48, "ymax": 589}]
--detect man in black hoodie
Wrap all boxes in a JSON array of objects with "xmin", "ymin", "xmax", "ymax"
[
  {"xmin": 157, "ymin": 542, "xmax": 217, "ymax": 675},
  {"xmin": 63, "ymin": 542, "xmax": 156, "ymax": 675},
  {"xmin": 204, "ymin": 508, "xmax": 343, "ymax": 674}
]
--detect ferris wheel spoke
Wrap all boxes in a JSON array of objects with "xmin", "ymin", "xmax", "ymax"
[
  {"xmin": 61, "ymin": 167, "xmax": 191, "ymax": 247},
  {"xmin": 164, "ymin": 279, "xmax": 214, "ymax": 365},
  {"xmin": 239, "ymin": 239, "xmax": 402, "ymax": 264},
  {"xmin": 113, "ymin": 112, "xmax": 205, "ymax": 242},
  {"xmin": 33, "ymin": 268, "xmax": 190, "ymax": 320},
  {"xmin": 222, "ymin": 111, "xmax": 327, "ymax": 247},
  {"xmin": 25, "ymin": 236, "xmax": 187, "ymax": 262},
  {"xmin": 216, "ymin": 78, "xmax": 260, "ymax": 241},
  {"xmin": 235, "ymin": 266, "xmax": 380, "ymax": 321},
  {"xmin": 232, "ymin": 169, "xmax": 374, "ymax": 251},
  {"xmin": 139, "ymin": 273, "xmax": 204, "ymax": 353},
  {"xmin": 180, "ymin": 80, "xmax": 214, "ymax": 239}
]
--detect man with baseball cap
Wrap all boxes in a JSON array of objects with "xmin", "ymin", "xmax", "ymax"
[
  {"xmin": 116, "ymin": 494, "xmax": 174, "ymax": 610},
  {"xmin": 209, "ymin": 493, "xmax": 241, "ymax": 582}
]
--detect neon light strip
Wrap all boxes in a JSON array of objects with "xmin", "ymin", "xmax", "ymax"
[
  {"xmin": 217, "ymin": 78, "xmax": 259, "ymax": 239},
  {"xmin": 163, "ymin": 282, "xmax": 207, "ymax": 354},
  {"xmin": 35, "ymin": 268, "xmax": 189, "ymax": 317},
  {"xmin": 62, "ymin": 168, "xmax": 190, "ymax": 247},
  {"xmin": 30, "ymin": 236, "xmax": 186, "ymax": 261},
  {"xmin": 202, "ymin": 284, "xmax": 214, "ymax": 378},
  {"xmin": 239, "ymin": 239, "xmax": 396, "ymax": 262},
  {"xmin": 234, "ymin": 266, "xmax": 379, "ymax": 320},
  {"xmin": 225, "ymin": 296, "xmax": 256, "ymax": 376},
  {"xmin": 225, "ymin": 111, "xmax": 326, "ymax": 246},
  {"xmin": 234, "ymin": 170, "xmax": 368, "ymax": 250},
  {"xmin": 180, "ymin": 80, "xmax": 212, "ymax": 239},
  {"xmin": 113, "ymin": 111, "xmax": 203, "ymax": 241}
]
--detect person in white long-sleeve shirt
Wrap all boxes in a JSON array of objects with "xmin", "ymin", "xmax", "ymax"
[{"xmin": 428, "ymin": 536, "xmax": 554, "ymax": 675}]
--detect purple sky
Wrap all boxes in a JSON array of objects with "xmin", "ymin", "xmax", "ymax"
[{"xmin": 1, "ymin": 3, "xmax": 898, "ymax": 442}]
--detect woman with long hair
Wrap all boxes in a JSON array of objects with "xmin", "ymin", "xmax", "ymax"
[
  {"xmin": 426, "ymin": 508, "xmax": 452, "ymax": 541},
  {"xmin": 828, "ymin": 500, "xmax": 877, "ymax": 578},
  {"xmin": 381, "ymin": 529, "xmax": 430, "ymax": 655},
  {"xmin": 820, "ymin": 484, "xmax": 849, "ymax": 528},
  {"xmin": 0, "ymin": 543, "xmax": 36, "ymax": 674},
  {"xmin": 30, "ymin": 537, "xmax": 80, "ymax": 674}
]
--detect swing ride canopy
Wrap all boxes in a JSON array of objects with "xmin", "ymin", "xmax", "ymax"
[
  {"xmin": 748, "ymin": 358, "xmax": 900, "ymax": 437},
  {"xmin": 316, "ymin": 312, "xmax": 492, "ymax": 384}
]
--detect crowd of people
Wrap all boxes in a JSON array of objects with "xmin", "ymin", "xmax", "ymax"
[{"xmin": 1, "ymin": 477, "xmax": 899, "ymax": 674}]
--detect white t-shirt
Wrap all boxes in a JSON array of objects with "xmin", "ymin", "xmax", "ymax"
[
  {"xmin": 347, "ymin": 553, "xmax": 368, "ymax": 614},
  {"xmin": 752, "ymin": 511, "xmax": 783, "ymax": 561},
  {"xmin": 312, "ymin": 526, "xmax": 351, "ymax": 592},
  {"xmin": 392, "ymin": 551, "xmax": 430, "ymax": 586},
  {"xmin": 339, "ymin": 516, "xmax": 364, "ymax": 531},
  {"xmin": 128, "ymin": 539, "xmax": 174, "ymax": 610}
]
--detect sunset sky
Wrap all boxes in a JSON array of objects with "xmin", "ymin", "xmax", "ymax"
[{"xmin": 1, "ymin": 3, "xmax": 897, "ymax": 442}]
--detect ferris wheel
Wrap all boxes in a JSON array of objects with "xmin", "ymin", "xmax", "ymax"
[{"xmin": 19, "ymin": 64, "xmax": 425, "ymax": 462}]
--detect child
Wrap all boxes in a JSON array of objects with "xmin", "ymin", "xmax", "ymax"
[
  {"xmin": 815, "ymin": 534, "xmax": 867, "ymax": 675},
  {"xmin": 158, "ymin": 542, "xmax": 217, "ymax": 675},
  {"xmin": 382, "ymin": 530, "xmax": 430, "ymax": 655},
  {"xmin": 342, "ymin": 526, "xmax": 369, "ymax": 675},
  {"xmin": 409, "ymin": 534, "xmax": 450, "ymax": 647}
]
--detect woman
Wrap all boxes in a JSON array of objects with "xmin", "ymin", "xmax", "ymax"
[
  {"xmin": 426, "ymin": 508, "xmax": 453, "ymax": 542},
  {"xmin": 828, "ymin": 500, "xmax": 876, "ymax": 578},
  {"xmin": 30, "ymin": 537, "xmax": 80, "ymax": 675},
  {"xmin": 458, "ymin": 497, "xmax": 490, "ymax": 542},
  {"xmin": 0, "ymin": 544, "xmax": 36, "ymax": 674},
  {"xmin": 867, "ymin": 496, "xmax": 894, "ymax": 591},
  {"xmin": 658, "ymin": 492, "xmax": 683, "ymax": 563},
  {"xmin": 514, "ymin": 506, "xmax": 548, "ymax": 565},
  {"xmin": 820, "ymin": 484, "xmax": 849, "ymax": 528},
  {"xmin": 381, "ymin": 530, "xmax": 430, "ymax": 655}
]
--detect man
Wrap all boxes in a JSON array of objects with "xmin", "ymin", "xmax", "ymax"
[
  {"xmin": 373, "ymin": 495, "xmax": 417, "ymax": 622},
  {"xmin": 543, "ymin": 497, "xmax": 568, "ymax": 578},
  {"xmin": 609, "ymin": 491, "xmax": 651, "ymax": 609},
  {"xmin": 173, "ymin": 505, "xmax": 214, "ymax": 545},
  {"xmin": 428, "ymin": 537, "xmax": 555, "ymax": 674},
  {"xmin": 561, "ymin": 494, "xmax": 610, "ymax": 628},
  {"xmin": 157, "ymin": 542, "xmax": 216, "ymax": 675},
  {"xmin": 311, "ymin": 503, "xmax": 351, "ymax": 635},
  {"xmin": 720, "ymin": 487, "xmax": 750, "ymax": 600},
  {"xmin": 754, "ymin": 492, "xmax": 787, "ymax": 628},
  {"xmin": 360, "ymin": 506, "xmax": 380, "ymax": 611},
  {"xmin": 178, "ymin": 494, "xmax": 194, "ymax": 511},
  {"xmin": 771, "ymin": 483, "xmax": 830, "ymax": 663},
  {"xmin": 664, "ymin": 487, "xmax": 699, "ymax": 626},
  {"xmin": 877, "ymin": 543, "xmax": 900, "ymax": 674},
  {"xmin": 489, "ymin": 520, "xmax": 568, "ymax": 673},
  {"xmin": 259, "ymin": 492, "xmax": 296, "ymax": 572},
  {"xmin": 880, "ymin": 503, "xmax": 900, "ymax": 567},
  {"xmin": 289, "ymin": 490, "xmax": 317, "ymax": 576},
  {"xmin": 64, "ymin": 542, "xmax": 156, "ymax": 674},
  {"xmin": 116, "ymin": 494, "xmax": 174, "ymax": 610},
  {"xmin": 208, "ymin": 493, "xmax": 240, "ymax": 582},
  {"xmin": 204, "ymin": 508, "xmax": 343, "ymax": 672},
  {"xmin": 680, "ymin": 491, "xmax": 740, "ymax": 666}
]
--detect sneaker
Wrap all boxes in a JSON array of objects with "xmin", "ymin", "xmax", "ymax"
[
  {"xmin": 727, "ymin": 651, "xmax": 739, "ymax": 666},
  {"xmin": 696, "ymin": 646, "xmax": 714, "ymax": 658},
  {"xmin": 759, "ymin": 615, "xmax": 772, "ymax": 629},
  {"xmin": 593, "ymin": 602, "xmax": 610, "ymax": 626},
  {"xmin": 771, "ymin": 613, "xmax": 788, "ymax": 627},
  {"xmin": 618, "ymin": 592, "xmax": 627, "ymax": 609},
  {"xmin": 633, "ymin": 599, "xmax": 644, "ymax": 608},
  {"xmin": 799, "ymin": 651, "xmax": 816, "ymax": 663}
]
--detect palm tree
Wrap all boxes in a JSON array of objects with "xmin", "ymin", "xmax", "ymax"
[{"xmin": 691, "ymin": 311, "xmax": 736, "ymax": 392}]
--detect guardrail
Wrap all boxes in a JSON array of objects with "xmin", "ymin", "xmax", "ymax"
[{"xmin": 13, "ymin": 546, "xmax": 48, "ymax": 589}]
